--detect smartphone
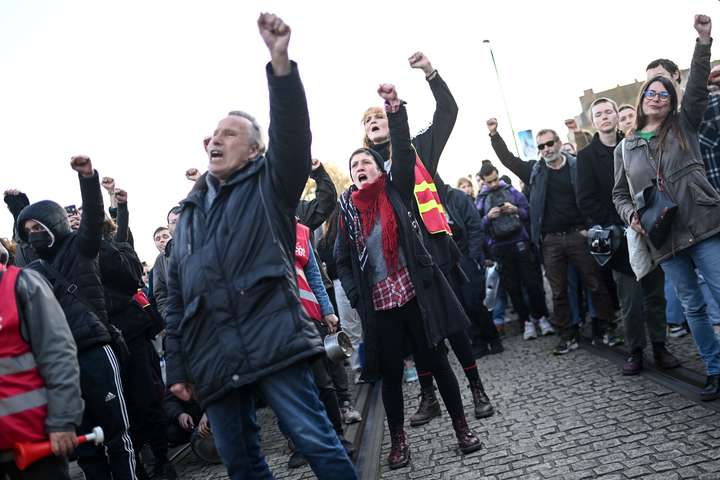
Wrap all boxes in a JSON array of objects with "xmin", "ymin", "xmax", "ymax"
[{"xmin": 64, "ymin": 204, "xmax": 78, "ymax": 216}]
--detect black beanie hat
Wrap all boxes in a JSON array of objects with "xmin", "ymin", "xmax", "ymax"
[{"xmin": 348, "ymin": 148, "xmax": 386, "ymax": 177}]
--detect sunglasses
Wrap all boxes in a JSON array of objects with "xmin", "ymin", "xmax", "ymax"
[
  {"xmin": 537, "ymin": 140, "xmax": 556, "ymax": 151},
  {"xmin": 643, "ymin": 89, "xmax": 670, "ymax": 101}
]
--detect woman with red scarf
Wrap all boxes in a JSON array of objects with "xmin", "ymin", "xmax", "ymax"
[{"xmin": 335, "ymin": 84, "xmax": 482, "ymax": 470}]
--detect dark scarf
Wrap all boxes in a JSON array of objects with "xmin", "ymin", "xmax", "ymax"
[{"xmin": 339, "ymin": 174, "xmax": 399, "ymax": 274}]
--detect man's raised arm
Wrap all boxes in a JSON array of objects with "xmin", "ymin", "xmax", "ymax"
[{"xmin": 259, "ymin": 13, "xmax": 312, "ymax": 211}]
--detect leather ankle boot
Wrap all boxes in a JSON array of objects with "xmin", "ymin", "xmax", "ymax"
[
  {"xmin": 409, "ymin": 385, "xmax": 441, "ymax": 427},
  {"xmin": 469, "ymin": 379, "xmax": 495, "ymax": 419},
  {"xmin": 388, "ymin": 428, "xmax": 410, "ymax": 469},
  {"xmin": 653, "ymin": 346, "xmax": 681, "ymax": 369},
  {"xmin": 451, "ymin": 416, "xmax": 482, "ymax": 454}
]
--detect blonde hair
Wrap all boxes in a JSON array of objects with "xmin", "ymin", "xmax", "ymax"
[{"xmin": 360, "ymin": 106, "xmax": 391, "ymax": 156}]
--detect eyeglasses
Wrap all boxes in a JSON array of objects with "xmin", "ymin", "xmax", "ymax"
[
  {"xmin": 643, "ymin": 90, "xmax": 670, "ymax": 102},
  {"xmin": 537, "ymin": 140, "xmax": 556, "ymax": 151}
]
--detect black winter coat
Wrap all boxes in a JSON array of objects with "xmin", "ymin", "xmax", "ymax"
[
  {"xmin": 576, "ymin": 132, "xmax": 625, "ymax": 227},
  {"xmin": 335, "ymin": 104, "xmax": 470, "ymax": 379},
  {"xmin": 576, "ymin": 131, "xmax": 632, "ymax": 274},
  {"xmin": 17, "ymin": 172, "xmax": 112, "ymax": 351},
  {"xmin": 165, "ymin": 63, "xmax": 323, "ymax": 408}
]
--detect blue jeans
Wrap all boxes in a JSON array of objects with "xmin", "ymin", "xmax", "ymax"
[
  {"xmin": 205, "ymin": 361, "xmax": 357, "ymax": 480},
  {"xmin": 661, "ymin": 235, "xmax": 720, "ymax": 375},
  {"xmin": 665, "ymin": 277, "xmax": 685, "ymax": 326},
  {"xmin": 493, "ymin": 287, "xmax": 507, "ymax": 326},
  {"xmin": 666, "ymin": 271, "xmax": 720, "ymax": 326}
]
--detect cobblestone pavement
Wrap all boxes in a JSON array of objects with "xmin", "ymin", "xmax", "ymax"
[
  {"xmin": 69, "ymin": 324, "xmax": 720, "ymax": 479},
  {"xmin": 378, "ymin": 332, "xmax": 720, "ymax": 480}
]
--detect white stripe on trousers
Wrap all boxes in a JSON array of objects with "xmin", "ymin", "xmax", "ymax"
[{"xmin": 103, "ymin": 345, "xmax": 138, "ymax": 480}]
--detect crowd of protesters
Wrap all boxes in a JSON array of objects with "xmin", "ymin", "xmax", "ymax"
[{"xmin": 3, "ymin": 10, "xmax": 720, "ymax": 480}]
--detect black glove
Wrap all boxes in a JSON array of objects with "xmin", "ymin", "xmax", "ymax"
[{"xmin": 4, "ymin": 192, "xmax": 30, "ymax": 219}]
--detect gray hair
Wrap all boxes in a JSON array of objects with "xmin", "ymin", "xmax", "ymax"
[
  {"xmin": 228, "ymin": 110, "xmax": 266, "ymax": 154},
  {"xmin": 536, "ymin": 128, "xmax": 560, "ymax": 142}
]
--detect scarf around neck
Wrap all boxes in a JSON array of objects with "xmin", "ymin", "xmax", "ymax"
[{"xmin": 340, "ymin": 174, "xmax": 399, "ymax": 274}]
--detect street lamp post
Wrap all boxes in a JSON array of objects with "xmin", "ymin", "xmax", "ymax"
[{"xmin": 483, "ymin": 39, "xmax": 521, "ymax": 157}]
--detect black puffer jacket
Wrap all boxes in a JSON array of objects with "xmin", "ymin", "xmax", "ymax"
[
  {"xmin": 17, "ymin": 172, "xmax": 111, "ymax": 351},
  {"xmin": 165, "ymin": 63, "xmax": 322, "ymax": 408},
  {"xmin": 336, "ymin": 104, "xmax": 470, "ymax": 379}
]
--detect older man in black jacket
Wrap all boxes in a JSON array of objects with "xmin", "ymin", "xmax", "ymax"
[
  {"xmin": 576, "ymin": 97, "xmax": 679, "ymax": 375},
  {"xmin": 165, "ymin": 14, "xmax": 355, "ymax": 480}
]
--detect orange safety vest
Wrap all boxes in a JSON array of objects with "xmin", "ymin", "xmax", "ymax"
[
  {"xmin": 0, "ymin": 265, "xmax": 49, "ymax": 451},
  {"xmin": 294, "ymin": 223, "xmax": 323, "ymax": 321},
  {"xmin": 413, "ymin": 151, "xmax": 452, "ymax": 236}
]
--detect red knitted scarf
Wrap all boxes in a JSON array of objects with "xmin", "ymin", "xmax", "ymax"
[{"xmin": 350, "ymin": 174, "xmax": 399, "ymax": 273}]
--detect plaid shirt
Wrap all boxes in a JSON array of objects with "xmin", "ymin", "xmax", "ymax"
[
  {"xmin": 371, "ymin": 266, "xmax": 416, "ymax": 311},
  {"xmin": 699, "ymin": 94, "xmax": 720, "ymax": 193}
]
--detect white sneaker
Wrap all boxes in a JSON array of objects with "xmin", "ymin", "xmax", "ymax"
[
  {"xmin": 538, "ymin": 317, "xmax": 555, "ymax": 336},
  {"xmin": 668, "ymin": 325, "xmax": 688, "ymax": 338},
  {"xmin": 523, "ymin": 321, "xmax": 538, "ymax": 340}
]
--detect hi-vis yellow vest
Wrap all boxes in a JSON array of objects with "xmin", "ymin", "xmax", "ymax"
[{"xmin": 413, "ymin": 150, "xmax": 452, "ymax": 236}]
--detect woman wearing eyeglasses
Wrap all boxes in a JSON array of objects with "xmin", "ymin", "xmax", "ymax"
[{"xmin": 613, "ymin": 14, "xmax": 720, "ymax": 400}]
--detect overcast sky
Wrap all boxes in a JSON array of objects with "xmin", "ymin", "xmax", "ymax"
[{"xmin": 1, "ymin": 0, "xmax": 715, "ymax": 263}]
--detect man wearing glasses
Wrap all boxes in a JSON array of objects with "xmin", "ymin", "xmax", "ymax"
[{"xmin": 486, "ymin": 118, "xmax": 615, "ymax": 355}]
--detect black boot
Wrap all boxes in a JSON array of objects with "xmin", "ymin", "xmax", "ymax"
[
  {"xmin": 488, "ymin": 338, "xmax": 504, "ymax": 355},
  {"xmin": 469, "ymin": 379, "xmax": 495, "ymax": 419},
  {"xmin": 653, "ymin": 344, "xmax": 680, "ymax": 369},
  {"xmin": 451, "ymin": 417, "xmax": 482, "ymax": 454},
  {"xmin": 388, "ymin": 428, "xmax": 410, "ymax": 469},
  {"xmin": 700, "ymin": 374, "xmax": 720, "ymax": 401},
  {"xmin": 409, "ymin": 385, "xmax": 441, "ymax": 427}
]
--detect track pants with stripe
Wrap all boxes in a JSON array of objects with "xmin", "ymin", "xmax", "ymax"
[{"xmin": 76, "ymin": 345, "xmax": 137, "ymax": 480}]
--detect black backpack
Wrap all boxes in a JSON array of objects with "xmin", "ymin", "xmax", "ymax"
[{"xmin": 481, "ymin": 186, "xmax": 523, "ymax": 240}]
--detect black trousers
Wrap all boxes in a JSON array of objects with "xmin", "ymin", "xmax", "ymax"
[
  {"xmin": 124, "ymin": 337, "xmax": 169, "ymax": 462},
  {"xmin": 76, "ymin": 345, "xmax": 137, "ymax": 480},
  {"xmin": 374, "ymin": 298, "xmax": 465, "ymax": 431},
  {"xmin": 494, "ymin": 241, "xmax": 548, "ymax": 323},
  {"xmin": 0, "ymin": 457, "xmax": 69, "ymax": 480}
]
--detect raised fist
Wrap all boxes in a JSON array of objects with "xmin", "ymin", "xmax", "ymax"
[
  {"xmin": 564, "ymin": 119, "xmax": 579, "ymax": 132},
  {"xmin": 185, "ymin": 168, "xmax": 201, "ymax": 182},
  {"xmin": 101, "ymin": 177, "xmax": 115, "ymax": 192},
  {"xmin": 408, "ymin": 51, "xmax": 434, "ymax": 76},
  {"xmin": 114, "ymin": 189, "xmax": 127, "ymax": 204},
  {"xmin": 258, "ymin": 13, "xmax": 291, "ymax": 73},
  {"xmin": 70, "ymin": 155, "xmax": 94, "ymax": 177},
  {"xmin": 695, "ymin": 14, "xmax": 712, "ymax": 41},
  {"xmin": 486, "ymin": 118, "xmax": 499, "ymax": 136},
  {"xmin": 3, "ymin": 189, "xmax": 21, "ymax": 197},
  {"xmin": 377, "ymin": 83, "xmax": 398, "ymax": 103}
]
